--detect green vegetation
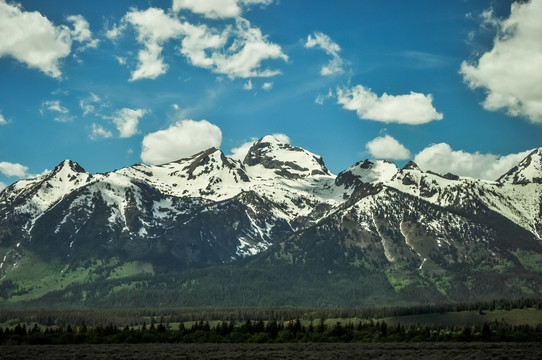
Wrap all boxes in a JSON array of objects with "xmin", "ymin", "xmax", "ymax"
[
  {"xmin": 0, "ymin": 299, "xmax": 542, "ymax": 344},
  {"xmin": 2, "ymin": 313, "xmax": 542, "ymax": 345},
  {"xmin": 514, "ymin": 250, "xmax": 542, "ymax": 273},
  {"xmin": 0, "ymin": 253, "xmax": 154, "ymax": 302}
]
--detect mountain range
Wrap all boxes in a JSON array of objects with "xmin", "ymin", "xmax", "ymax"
[{"xmin": 1, "ymin": 135, "xmax": 541, "ymax": 308}]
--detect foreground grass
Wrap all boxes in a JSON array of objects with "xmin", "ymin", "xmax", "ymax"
[{"xmin": 1, "ymin": 343, "xmax": 542, "ymax": 360}]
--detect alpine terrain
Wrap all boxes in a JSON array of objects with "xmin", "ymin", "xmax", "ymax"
[{"xmin": 1, "ymin": 135, "xmax": 542, "ymax": 307}]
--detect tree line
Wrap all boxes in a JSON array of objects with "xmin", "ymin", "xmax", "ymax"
[
  {"xmin": 1, "ymin": 297, "xmax": 541, "ymax": 328},
  {"xmin": 1, "ymin": 317, "xmax": 542, "ymax": 345}
]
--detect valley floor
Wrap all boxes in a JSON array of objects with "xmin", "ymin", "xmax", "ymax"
[{"xmin": 0, "ymin": 343, "xmax": 541, "ymax": 360}]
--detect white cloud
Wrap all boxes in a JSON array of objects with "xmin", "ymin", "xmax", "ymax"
[
  {"xmin": 271, "ymin": 133, "xmax": 290, "ymax": 144},
  {"xmin": 172, "ymin": 0, "xmax": 273, "ymax": 19},
  {"xmin": 305, "ymin": 32, "xmax": 344, "ymax": 76},
  {"xmin": 366, "ymin": 135, "xmax": 411, "ymax": 160},
  {"xmin": 123, "ymin": 7, "xmax": 186, "ymax": 81},
  {"xmin": 262, "ymin": 82, "xmax": 273, "ymax": 91},
  {"xmin": 131, "ymin": 42, "xmax": 169, "ymax": 81},
  {"xmin": 0, "ymin": 112, "xmax": 6, "ymax": 125},
  {"xmin": 0, "ymin": 181, "xmax": 6, "ymax": 191},
  {"xmin": 177, "ymin": 21, "xmax": 228, "ymax": 70},
  {"xmin": 229, "ymin": 133, "xmax": 289, "ymax": 161},
  {"xmin": 43, "ymin": 100, "xmax": 68, "ymax": 114},
  {"xmin": 480, "ymin": 8, "xmax": 500, "ymax": 28},
  {"xmin": 315, "ymin": 89, "xmax": 333, "ymax": 105},
  {"xmin": 112, "ymin": 8, "xmax": 287, "ymax": 80},
  {"xmin": 337, "ymin": 85, "xmax": 443, "ymax": 125},
  {"xmin": 172, "ymin": 0, "xmax": 241, "ymax": 19},
  {"xmin": 414, "ymin": 143, "xmax": 533, "ymax": 180},
  {"xmin": 106, "ymin": 22, "xmax": 125, "ymax": 40},
  {"xmin": 79, "ymin": 92, "xmax": 100, "ymax": 116},
  {"xmin": 66, "ymin": 15, "xmax": 99, "ymax": 50},
  {"xmin": 90, "ymin": 123, "xmax": 113, "ymax": 140},
  {"xmin": 42, "ymin": 100, "xmax": 73, "ymax": 122},
  {"xmin": 141, "ymin": 119, "xmax": 222, "ymax": 164},
  {"xmin": 460, "ymin": 0, "xmax": 542, "ymax": 123},
  {"xmin": 115, "ymin": 56, "xmax": 126, "ymax": 65},
  {"xmin": 0, "ymin": 161, "xmax": 29, "ymax": 178},
  {"xmin": 0, "ymin": 2, "xmax": 96, "ymax": 78},
  {"xmin": 113, "ymin": 108, "xmax": 147, "ymax": 138},
  {"xmin": 205, "ymin": 18, "xmax": 288, "ymax": 78},
  {"xmin": 0, "ymin": 1, "xmax": 71, "ymax": 78},
  {"xmin": 243, "ymin": 79, "xmax": 253, "ymax": 90}
]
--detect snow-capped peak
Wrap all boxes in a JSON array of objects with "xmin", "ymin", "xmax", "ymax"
[
  {"xmin": 260, "ymin": 134, "xmax": 285, "ymax": 144},
  {"xmin": 180, "ymin": 147, "xmax": 237, "ymax": 178},
  {"xmin": 336, "ymin": 160, "xmax": 399, "ymax": 188},
  {"xmin": 243, "ymin": 136, "xmax": 332, "ymax": 179},
  {"xmin": 498, "ymin": 148, "xmax": 542, "ymax": 184},
  {"xmin": 41, "ymin": 159, "xmax": 91, "ymax": 188},
  {"xmin": 401, "ymin": 161, "xmax": 421, "ymax": 172},
  {"xmin": 48, "ymin": 159, "xmax": 87, "ymax": 178}
]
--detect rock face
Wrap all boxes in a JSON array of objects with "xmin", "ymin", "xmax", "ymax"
[{"xmin": 0, "ymin": 137, "xmax": 542, "ymax": 306}]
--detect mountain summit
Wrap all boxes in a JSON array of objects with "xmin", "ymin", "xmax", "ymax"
[
  {"xmin": 0, "ymin": 138, "xmax": 541, "ymax": 307},
  {"xmin": 243, "ymin": 135, "xmax": 332, "ymax": 179},
  {"xmin": 498, "ymin": 148, "xmax": 542, "ymax": 184}
]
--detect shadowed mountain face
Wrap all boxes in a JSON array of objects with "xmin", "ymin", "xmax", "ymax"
[{"xmin": 1, "ymin": 136, "xmax": 541, "ymax": 307}]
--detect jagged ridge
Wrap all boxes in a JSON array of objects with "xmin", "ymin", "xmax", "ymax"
[{"xmin": 0, "ymin": 137, "xmax": 541, "ymax": 306}]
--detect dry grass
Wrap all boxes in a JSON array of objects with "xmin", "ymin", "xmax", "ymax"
[{"xmin": 0, "ymin": 343, "xmax": 541, "ymax": 360}]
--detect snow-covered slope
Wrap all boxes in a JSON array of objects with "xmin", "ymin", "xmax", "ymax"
[
  {"xmin": 0, "ymin": 160, "xmax": 96, "ymax": 234},
  {"xmin": 374, "ymin": 158, "xmax": 542, "ymax": 239},
  {"xmin": 498, "ymin": 148, "xmax": 542, "ymax": 184},
  {"xmin": 336, "ymin": 160, "xmax": 399, "ymax": 189},
  {"xmin": 243, "ymin": 135, "xmax": 332, "ymax": 179}
]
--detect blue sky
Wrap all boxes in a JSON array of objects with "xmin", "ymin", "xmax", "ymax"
[{"xmin": 1, "ymin": 0, "xmax": 541, "ymax": 190}]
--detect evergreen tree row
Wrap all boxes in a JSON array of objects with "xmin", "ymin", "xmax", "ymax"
[{"xmin": 2, "ymin": 318, "xmax": 542, "ymax": 345}]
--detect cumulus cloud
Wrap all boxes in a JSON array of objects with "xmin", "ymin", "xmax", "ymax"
[
  {"xmin": 414, "ymin": 143, "xmax": 533, "ymax": 180},
  {"xmin": 141, "ymin": 119, "xmax": 222, "ymax": 164},
  {"xmin": 366, "ymin": 135, "xmax": 411, "ymax": 160},
  {"xmin": 262, "ymin": 82, "xmax": 273, "ymax": 91},
  {"xmin": 41, "ymin": 100, "xmax": 73, "ymax": 122},
  {"xmin": 121, "ymin": 7, "xmax": 185, "ymax": 81},
  {"xmin": 0, "ymin": 1, "xmax": 71, "ymax": 78},
  {"xmin": 337, "ymin": 85, "xmax": 443, "ymax": 125},
  {"xmin": 460, "ymin": 0, "xmax": 542, "ymax": 123},
  {"xmin": 111, "ymin": 7, "xmax": 287, "ymax": 80},
  {"xmin": 0, "ymin": 181, "xmax": 5, "ymax": 191},
  {"xmin": 243, "ymin": 79, "xmax": 253, "ymax": 90},
  {"xmin": 0, "ymin": 1, "xmax": 96, "ymax": 78},
  {"xmin": 79, "ymin": 92, "xmax": 100, "ymax": 116},
  {"xmin": 113, "ymin": 108, "xmax": 147, "ymax": 138},
  {"xmin": 229, "ymin": 133, "xmax": 289, "ymax": 161},
  {"xmin": 66, "ymin": 15, "xmax": 99, "ymax": 50},
  {"xmin": 305, "ymin": 32, "xmax": 344, "ymax": 76},
  {"xmin": 43, "ymin": 100, "xmax": 68, "ymax": 114},
  {"xmin": 132, "ymin": 42, "xmax": 169, "ymax": 80},
  {"xmin": 0, "ymin": 161, "xmax": 29, "ymax": 178},
  {"xmin": 90, "ymin": 123, "xmax": 113, "ymax": 140},
  {"xmin": 0, "ymin": 112, "xmax": 6, "ymax": 125},
  {"xmin": 203, "ymin": 18, "xmax": 288, "ymax": 78},
  {"xmin": 172, "ymin": 0, "xmax": 273, "ymax": 19}
]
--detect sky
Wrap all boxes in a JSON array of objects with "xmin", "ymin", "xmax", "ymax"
[{"xmin": 1, "ymin": 0, "xmax": 542, "ymax": 191}]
